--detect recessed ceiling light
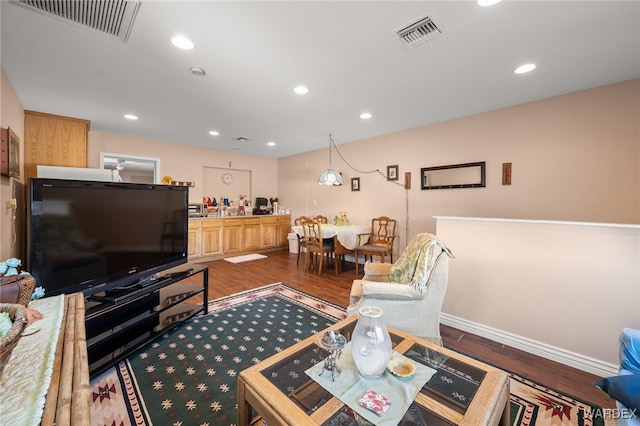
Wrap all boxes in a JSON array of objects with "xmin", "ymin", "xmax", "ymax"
[
  {"xmin": 478, "ymin": 0, "xmax": 501, "ymax": 6},
  {"xmin": 360, "ymin": 112, "xmax": 372, "ymax": 120},
  {"xmin": 267, "ymin": 141, "xmax": 276, "ymax": 147},
  {"xmin": 171, "ymin": 35, "xmax": 194, "ymax": 50},
  {"xmin": 209, "ymin": 130, "xmax": 220, "ymax": 136},
  {"xmin": 190, "ymin": 67, "xmax": 206, "ymax": 76},
  {"xmin": 514, "ymin": 63, "xmax": 536, "ymax": 74},
  {"xmin": 294, "ymin": 86, "xmax": 309, "ymax": 95},
  {"xmin": 124, "ymin": 114, "xmax": 138, "ymax": 120}
]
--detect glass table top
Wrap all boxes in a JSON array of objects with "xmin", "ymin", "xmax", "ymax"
[{"xmin": 259, "ymin": 328, "xmax": 486, "ymax": 426}]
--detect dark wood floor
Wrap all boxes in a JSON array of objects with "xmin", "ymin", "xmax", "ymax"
[{"xmin": 191, "ymin": 249, "xmax": 615, "ymax": 409}]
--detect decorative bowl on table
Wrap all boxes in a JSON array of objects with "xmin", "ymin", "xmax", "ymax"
[
  {"xmin": 316, "ymin": 330, "xmax": 346, "ymax": 351},
  {"xmin": 387, "ymin": 357, "xmax": 416, "ymax": 379}
]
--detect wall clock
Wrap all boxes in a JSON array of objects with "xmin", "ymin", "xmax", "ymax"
[{"xmin": 222, "ymin": 172, "xmax": 234, "ymax": 185}]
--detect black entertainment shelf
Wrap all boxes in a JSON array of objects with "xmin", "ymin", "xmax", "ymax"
[{"xmin": 85, "ymin": 264, "xmax": 209, "ymax": 378}]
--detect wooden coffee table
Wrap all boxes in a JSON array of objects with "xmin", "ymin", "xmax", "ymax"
[{"xmin": 238, "ymin": 315, "xmax": 510, "ymax": 425}]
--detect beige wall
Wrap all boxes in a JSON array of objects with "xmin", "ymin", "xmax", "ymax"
[
  {"xmin": 436, "ymin": 216, "xmax": 640, "ymax": 375},
  {"xmin": 0, "ymin": 68, "xmax": 25, "ymax": 260},
  {"xmin": 278, "ymin": 79, "xmax": 640, "ymax": 251},
  {"xmin": 87, "ymin": 132, "xmax": 279, "ymax": 206}
]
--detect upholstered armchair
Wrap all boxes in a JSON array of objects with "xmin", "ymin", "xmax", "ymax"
[{"xmin": 347, "ymin": 233, "xmax": 454, "ymax": 343}]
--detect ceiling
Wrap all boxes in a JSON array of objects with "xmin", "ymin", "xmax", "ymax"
[{"xmin": 2, "ymin": 1, "xmax": 639, "ymax": 159}]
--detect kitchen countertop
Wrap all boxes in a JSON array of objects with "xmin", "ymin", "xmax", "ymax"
[{"xmin": 189, "ymin": 214, "xmax": 291, "ymax": 220}]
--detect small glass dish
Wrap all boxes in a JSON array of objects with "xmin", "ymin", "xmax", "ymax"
[
  {"xmin": 316, "ymin": 330, "xmax": 346, "ymax": 351},
  {"xmin": 387, "ymin": 357, "xmax": 416, "ymax": 379}
]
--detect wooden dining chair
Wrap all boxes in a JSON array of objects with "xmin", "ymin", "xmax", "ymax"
[
  {"xmin": 312, "ymin": 215, "xmax": 334, "ymax": 262},
  {"xmin": 294, "ymin": 215, "xmax": 311, "ymax": 266},
  {"xmin": 332, "ymin": 235, "xmax": 353, "ymax": 275},
  {"xmin": 301, "ymin": 219, "xmax": 335, "ymax": 276},
  {"xmin": 354, "ymin": 216, "xmax": 397, "ymax": 275},
  {"xmin": 312, "ymin": 215, "xmax": 329, "ymax": 224}
]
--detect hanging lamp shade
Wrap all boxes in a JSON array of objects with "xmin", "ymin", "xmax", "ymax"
[
  {"xmin": 318, "ymin": 133, "xmax": 343, "ymax": 186},
  {"xmin": 318, "ymin": 168, "xmax": 343, "ymax": 185}
]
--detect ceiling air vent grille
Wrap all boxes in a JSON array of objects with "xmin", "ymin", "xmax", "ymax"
[
  {"xmin": 11, "ymin": 0, "xmax": 141, "ymax": 43},
  {"xmin": 392, "ymin": 14, "xmax": 444, "ymax": 49}
]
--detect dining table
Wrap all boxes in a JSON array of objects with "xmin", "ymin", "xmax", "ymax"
[{"xmin": 291, "ymin": 223, "xmax": 370, "ymax": 250}]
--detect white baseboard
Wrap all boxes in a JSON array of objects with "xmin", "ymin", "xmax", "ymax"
[{"xmin": 440, "ymin": 313, "xmax": 619, "ymax": 377}]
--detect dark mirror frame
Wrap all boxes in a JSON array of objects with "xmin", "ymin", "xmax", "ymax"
[{"xmin": 420, "ymin": 161, "xmax": 486, "ymax": 190}]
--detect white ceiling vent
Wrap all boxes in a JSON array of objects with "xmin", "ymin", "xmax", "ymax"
[
  {"xmin": 11, "ymin": 0, "xmax": 141, "ymax": 43},
  {"xmin": 392, "ymin": 14, "xmax": 444, "ymax": 49}
]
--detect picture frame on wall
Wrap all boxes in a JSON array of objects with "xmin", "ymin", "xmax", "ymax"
[
  {"xmin": 387, "ymin": 165, "xmax": 398, "ymax": 181},
  {"xmin": 351, "ymin": 177, "xmax": 360, "ymax": 192},
  {"xmin": 1, "ymin": 127, "xmax": 20, "ymax": 178}
]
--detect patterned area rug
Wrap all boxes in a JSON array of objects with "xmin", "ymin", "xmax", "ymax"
[
  {"xmin": 508, "ymin": 373, "xmax": 610, "ymax": 426},
  {"xmin": 89, "ymin": 283, "xmax": 608, "ymax": 426}
]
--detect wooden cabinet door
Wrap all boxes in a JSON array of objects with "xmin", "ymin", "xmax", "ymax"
[
  {"xmin": 260, "ymin": 217, "xmax": 277, "ymax": 248},
  {"xmin": 277, "ymin": 216, "xmax": 292, "ymax": 246},
  {"xmin": 24, "ymin": 111, "xmax": 90, "ymax": 183},
  {"xmin": 202, "ymin": 220, "xmax": 223, "ymax": 256},
  {"xmin": 223, "ymin": 219, "xmax": 243, "ymax": 253},
  {"xmin": 187, "ymin": 220, "xmax": 202, "ymax": 258},
  {"xmin": 243, "ymin": 218, "xmax": 261, "ymax": 251}
]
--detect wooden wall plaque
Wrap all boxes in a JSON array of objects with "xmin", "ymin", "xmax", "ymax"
[{"xmin": 1, "ymin": 127, "xmax": 20, "ymax": 178}]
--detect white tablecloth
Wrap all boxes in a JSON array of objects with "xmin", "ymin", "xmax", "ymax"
[{"xmin": 291, "ymin": 224, "xmax": 370, "ymax": 250}]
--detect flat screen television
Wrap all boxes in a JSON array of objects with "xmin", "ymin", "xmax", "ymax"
[{"xmin": 27, "ymin": 178, "xmax": 189, "ymax": 297}]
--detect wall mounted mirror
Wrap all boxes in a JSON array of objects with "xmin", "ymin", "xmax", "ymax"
[
  {"xmin": 100, "ymin": 152, "xmax": 161, "ymax": 184},
  {"xmin": 421, "ymin": 161, "xmax": 486, "ymax": 190}
]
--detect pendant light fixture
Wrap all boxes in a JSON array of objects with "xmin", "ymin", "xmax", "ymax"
[{"xmin": 318, "ymin": 134, "xmax": 343, "ymax": 186}]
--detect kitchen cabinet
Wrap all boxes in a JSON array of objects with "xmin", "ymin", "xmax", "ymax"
[
  {"xmin": 223, "ymin": 218, "xmax": 243, "ymax": 254},
  {"xmin": 277, "ymin": 215, "xmax": 292, "ymax": 246},
  {"xmin": 202, "ymin": 220, "xmax": 223, "ymax": 256},
  {"xmin": 261, "ymin": 216, "xmax": 291, "ymax": 248},
  {"xmin": 188, "ymin": 220, "xmax": 201, "ymax": 257},
  {"xmin": 24, "ymin": 110, "xmax": 90, "ymax": 184},
  {"xmin": 243, "ymin": 218, "xmax": 261, "ymax": 251},
  {"xmin": 188, "ymin": 215, "xmax": 290, "ymax": 261},
  {"xmin": 260, "ymin": 217, "xmax": 278, "ymax": 248}
]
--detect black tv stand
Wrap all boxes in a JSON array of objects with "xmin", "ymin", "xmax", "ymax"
[
  {"xmin": 84, "ymin": 263, "xmax": 209, "ymax": 378},
  {"xmin": 96, "ymin": 274, "xmax": 165, "ymax": 302}
]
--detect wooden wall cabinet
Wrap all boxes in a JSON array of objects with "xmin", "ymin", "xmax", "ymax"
[{"xmin": 24, "ymin": 111, "xmax": 90, "ymax": 184}]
